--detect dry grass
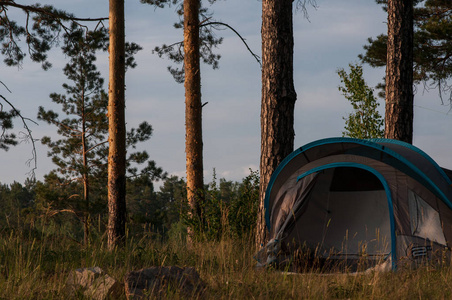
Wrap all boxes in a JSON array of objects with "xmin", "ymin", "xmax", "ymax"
[{"xmin": 1, "ymin": 228, "xmax": 452, "ymax": 299}]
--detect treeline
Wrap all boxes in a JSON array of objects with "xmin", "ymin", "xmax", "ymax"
[{"xmin": 0, "ymin": 170, "xmax": 259, "ymax": 243}]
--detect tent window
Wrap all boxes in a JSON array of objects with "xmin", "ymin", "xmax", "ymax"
[{"xmin": 408, "ymin": 190, "xmax": 446, "ymax": 245}]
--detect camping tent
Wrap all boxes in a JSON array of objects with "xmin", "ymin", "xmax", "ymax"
[{"xmin": 258, "ymin": 137, "xmax": 452, "ymax": 271}]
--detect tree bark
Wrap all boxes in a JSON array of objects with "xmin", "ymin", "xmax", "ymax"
[
  {"xmin": 184, "ymin": 0, "xmax": 204, "ymax": 228},
  {"xmin": 257, "ymin": 0, "xmax": 297, "ymax": 248},
  {"xmin": 82, "ymin": 82, "xmax": 90, "ymax": 246},
  {"xmin": 385, "ymin": 0, "xmax": 414, "ymax": 143},
  {"xmin": 107, "ymin": 0, "xmax": 127, "ymax": 249}
]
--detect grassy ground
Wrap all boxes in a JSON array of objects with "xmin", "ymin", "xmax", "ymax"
[{"xmin": 1, "ymin": 227, "xmax": 452, "ymax": 299}]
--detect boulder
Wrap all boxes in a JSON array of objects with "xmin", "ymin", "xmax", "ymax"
[
  {"xmin": 67, "ymin": 267, "xmax": 123, "ymax": 300},
  {"xmin": 124, "ymin": 266, "xmax": 204, "ymax": 299},
  {"xmin": 67, "ymin": 266, "xmax": 103, "ymax": 287}
]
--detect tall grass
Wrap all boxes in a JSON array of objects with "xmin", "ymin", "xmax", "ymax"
[{"xmin": 1, "ymin": 224, "xmax": 452, "ymax": 299}]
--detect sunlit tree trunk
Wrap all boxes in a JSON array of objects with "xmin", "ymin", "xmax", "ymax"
[
  {"xmin": 257, "ymin": 0, "xmax": 297, "ymax": 248},
  {"xmin": 385, "ymin": 0, "xmax": 414, "ymax": 143},
  {"xmin": 184, "ymin": 0, "xmax": 204, "ymax": 236},
  {"xmin": 107, "ymin": 0, "xmax": 127, "ymax": 249}
]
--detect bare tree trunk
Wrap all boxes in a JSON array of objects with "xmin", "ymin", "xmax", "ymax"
[
  {"xmin": 257, "ymin": 0, "xmax": 297, "ymax": 248},
  {"xmin": 83, "ymin": 175, "xmax": 90, "ymax": 246},
  {"xmin": 184, "ymin": 0, "xmax": 204, "ymax": 235},
  {"xmin": 82, "ymin": 86, "xmax": 90, "ymax": 246},
  {"xmin": 107, "ymin": 0, "xmax": 127, "ymax": 249},
  {"xmin": 385, "ymin": 0, "xmax": 414, "ymax": 143}
]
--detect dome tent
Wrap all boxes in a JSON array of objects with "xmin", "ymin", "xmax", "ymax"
[{"xmin": 256, "ymin": 137, "xmax": 452, "ymax": 271}]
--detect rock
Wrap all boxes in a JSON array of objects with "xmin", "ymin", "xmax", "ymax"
[
  {"xmin": 67, "ymin": 267, "xmax": 123, "ymax": 300},
  {"xmin": 67, "ymin": 267, "xmax": 104, "ymax": 287},
  {"xmin": 86, "ymin": 273, "xmax": 123, "ymax": 300},
  {"xmin": 124, "ymin": 266, "xmax": 204, "ymax": 299}
]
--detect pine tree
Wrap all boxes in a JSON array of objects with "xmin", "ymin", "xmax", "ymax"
[
  {"xmin": 182, "ymin": 0, "xmax": 206, "ymax": 240},
  {"xmin": 0, "ymin": 2, "xmax": 107, "ymax": 175},
  {"xmin": 257, "ymin": 0, "xmax": 297, "ymax": 248},
  {"xmin": 142, "ymin": 0, "xmax": 224, "ymax": 239},
  {"xmin": 107, "ymin": 0, "xmax": 127, "ymax": 249},
  {"xmin": 141, "ymin": 0, "xmax": 223, "ymax": 83},
  {"xmin": 37, "ymin": 28, "xmax": 109, "ymax": 245},
  {"xmin": 385, "ymin": 0, "xmax": 414, "ymax": 143},
  {"xmin": 38, "ymin": 27, "xmax": 164, "ymax": 245},
  {"xmin": 360, "ymin": 0, "xmax": 452, "ymax": 102}
]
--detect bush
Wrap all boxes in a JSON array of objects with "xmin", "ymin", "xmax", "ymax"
[{"xmin": 184, "ymin": 169, "xmax": 259, "ymax": 241}]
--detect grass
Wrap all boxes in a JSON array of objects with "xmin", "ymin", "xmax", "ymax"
[{"xmin": 1, "ymin": 226, "xmax": 452, "ymax": 299}]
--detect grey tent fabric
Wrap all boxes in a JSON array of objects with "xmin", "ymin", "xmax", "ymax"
[
  {"xmin": 257, "ymin": 138, "xmax": 452, "ymax": 271},
  {"xmin": 270, "ymin": 172, "xmax": 319, "ymax": 238}
]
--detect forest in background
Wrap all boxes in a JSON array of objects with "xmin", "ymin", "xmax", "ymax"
[{"xmin": 0, "ymin": 170, "xmax": 259, "ymax": 244}]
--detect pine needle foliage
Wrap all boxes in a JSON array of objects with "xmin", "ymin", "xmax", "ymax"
[
  {"xmin": 361, "ymin": 0, "xmax": 452, "ymax": 102},
  {"xmin": 141, "ymin": 0, "xmax": 223, "ymax": 83}
]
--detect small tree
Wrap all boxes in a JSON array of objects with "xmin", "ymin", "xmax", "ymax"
[
  {"xmin": 337, "ymin": 63, "xmax": 384, "ymax": 139},
  {"xmin": 38, "ymin": 27, "xmax": 164, "ymax": 245},
  {"xmin": 0, "ymin": 3, "xmax": 108, "ymax": 175},
  {"xmin": 37, "ymin": 28, "xmax": 109, "ymax": 245}
]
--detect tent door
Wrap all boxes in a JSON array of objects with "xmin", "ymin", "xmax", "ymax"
[{"xmin": 286, "ymin": 166, "xmax": 392, "ymax": 264}]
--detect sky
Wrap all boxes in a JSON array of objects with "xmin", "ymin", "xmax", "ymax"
[{"xmin": 1, "ymin": 0, "xmax": 451, "ymax": 187}]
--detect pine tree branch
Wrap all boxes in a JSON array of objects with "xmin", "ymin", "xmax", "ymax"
[
  {"xmin": 85, "ymin": 140, "xmax": 108, "ymax": 154},
  {"xmin": 0, "ymin": 2, "xmax": 108, "ymax": 22},
  {"xmin": 0, "ymin": 80, "xmax": 11, "ymax": 93},
  {"xmin": 201, "ymin": 21, "xmax": 261, "ymax": 67},
  {"xmin": 45, "ymin": 118, "xmax": 81, "ymax": 134},
  {"xmin": 0, "ymin": 93, "xmax": 38, "ymax": 179}
]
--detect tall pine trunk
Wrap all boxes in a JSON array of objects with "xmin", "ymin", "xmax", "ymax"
[
  {"xmin": 82, "ymin": 86, "xmax": 90, "ymax": 246},
  {"xmin": 184, "ymin": 0, "xmax": 204, "ymax": 233},
  {"xmin": 107, "ymin": 0, "xmax": 127, "ymax": 249},
  {"xmin": 385, "ymin": 0, "xmax": 414, "ymax": 143},
  {"xmin": 257, "ymin": 0, "xmax": 297, "ymax": 248}
]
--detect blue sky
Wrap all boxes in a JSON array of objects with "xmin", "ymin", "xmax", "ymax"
[{"xmin": 2, "ymin": 0, "xmax": 451, "ymax": 186}]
